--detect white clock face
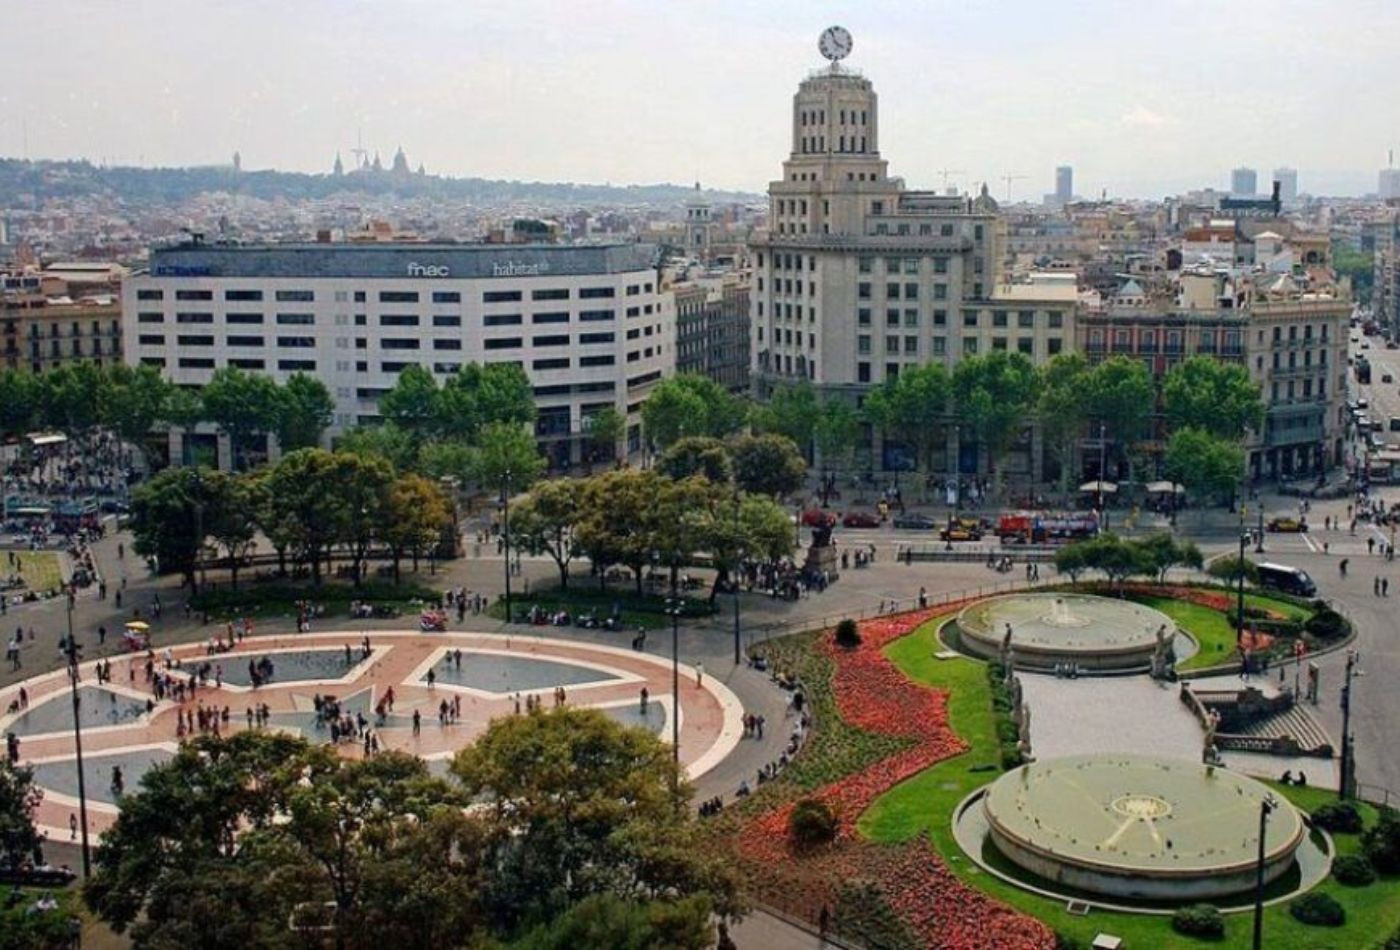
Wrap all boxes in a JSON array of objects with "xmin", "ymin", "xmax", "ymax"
[{"xmin": 819, "ymin": 26, "xmax": 852, "ymax": 62}]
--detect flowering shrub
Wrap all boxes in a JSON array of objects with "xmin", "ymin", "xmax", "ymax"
[{"xmin": 724, "ymin": 605, "xmax": 1055, "ymax": 949}]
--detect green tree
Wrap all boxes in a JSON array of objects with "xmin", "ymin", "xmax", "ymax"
[
  {"xmin": 511, "ymin": 479, "xmax": 583, "ymax": 589},
  {"xmin": 813, "ymin": 398, "xmax": 859, "ymax": 491},
  {"xmin": 101, "ymin": 364, "xmax": 171, "ymax": 447},
  {"xmin": 0, "ymin": 371, "xmax": 41, "ymax": 440},
  {"xmin": 1136, "ymin": 532, "xmax": 1204, "ymax": 583},
  {"xmin": 863, "ymin": 363, "xmax": 950, "ymax": 473},
  {"xmin": 657, "ymin": 436, "xmax": 733, "ymax": 484},
  {"xmin": 204, "ymin": 470, "xmax": 260, "ymax": 590},
  {"xmin": 514, "ymin": 894, "xmax": 714, "ymax": 950},
  {"xmin": 40, "ymin": 361, "xmax": 104, "ymax": 434},
  {"xmin": 1162, "ymin": 356, "xmax": 1264, "ymax": 441},
  {"xmin": 330, "ymin": 451, "xmax": 395, "ymax": 586},
  {"xmin": 1164, "ymin": 427, "xmax": 1245, "ymax": 508},
  {"xmin": 751, "ymin": 382, "xmax": 820, "ymax": 457},
  {"xmin": 200, "ymin": 367, "xmax": 281, "ymax": 470},
  {"xmin": 698, "ymin": 491, "xmax": 795, "ymax": 599},
  {"xmin": 260, "ymin": 449, "xmax": 348, "ymax": 583},
  {"xmin": 1332, "ymin": 240, "xmax": 1374, "ymax": 304},
  {"xmin": 129, "ymin": 467, "xmax": 217, "ymax": 590},
  {"xmin": 952, "ymin": 352, "xmax": 1039, "ymax": 488},
  {"xmin": 335, "ymin": 423, "xmax": 420, "ymax": 473},
  {"xmin": 274, "ymin": 372, "xmax": 335, "ymax": 451},
  {"xmin": 376, "ymin": 365, "xmax": 440, "ymax": 443},
  {"xmin": 468, "ymin": 422, "xmax": 547, "ymax": 495},
  {"xmin": 436, "ymin": 362, "xmax": 537, "ymax": 443},
  {"xmin": 0, "ymin": 759, "xmax": 43, "ymax": 871},
  {"xmin": 451, "ymin": 707, "xmax": 740, "ymax": 932},
  {"xmin": 730, "ymin": 433, "xmax": 806, "ymax": 498},
  {"xmin": 641, "ymin": 374, "xmax": 746, "ymax": 450},
  {"xmin": 576, "ymin": 469, "xmax": 666, "ymax": 592},
  {"xmin": 1036, "ymin": 353, "xmax": 1090, "ymax": 492},
  {"xmin": 381, "ymin": 474, "xmax": 452, "ymax": 581},
  {"xmin": 1084, "ymin": 356, "xmax": 1156, "ymax": 482},
  {"xmin": 585, "ymin": 406, "xmax": 626, "ymax": 469}
]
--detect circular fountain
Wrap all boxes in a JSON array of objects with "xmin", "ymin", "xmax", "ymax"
[
  {"xmin": 977, "ymin": 754, "xmax": 1307, "ymax": 901},
  {"xmin": 948, "ymin": 593, "xmax": 1180, "ymax": 672}
]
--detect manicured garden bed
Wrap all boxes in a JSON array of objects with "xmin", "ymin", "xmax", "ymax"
[
  {"xmin": 861, "ymin": 614, "xmax": 1400, "ymax": 948},
  {"xmin": 484, "ymin": 585, "xmax": 716, "ymax": 629}
]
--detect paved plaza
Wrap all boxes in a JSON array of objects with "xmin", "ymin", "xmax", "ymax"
[{"xmin": 0, "ymin": 630, "xmax": 744, "ymax": 844}]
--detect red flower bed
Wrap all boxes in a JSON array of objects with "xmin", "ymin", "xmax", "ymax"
[
  {"xmin": 733, "ymin": 606, "xmax": 1055, "ymax": 949},
  {"xmin": 1115, "ymin": 582, "xmax": 1288, "ymax": 620}
]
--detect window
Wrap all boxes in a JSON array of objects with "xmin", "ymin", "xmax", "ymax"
[
  {"xmin": 226, "ymin": 313, "xmax": 264, "ymax": 324},
  {"xmin": 1017, "ymin": 338, "xmax": 1034, "ymax": 355},
  {"xmin": 963, "ymin": 337, "xmax": 979, "ymax": 355},
  {"xmin": 381, "ymin": 339, "xmax": 420, "ymax": 350},
  {"xmin": 1048, "ymin": 312, "xmax": 1063, "ymax": 329},
  {"xmin": 532, "ymin": 312, "xmax": 569, "ymax": 324},
  {"xmin": 431, "ymin": 291, "xmax": 461, "ymax": 304},
  {"xmin": 433, "ymin": 339, "xmax": 462, "ymax": 350},
  {"xmin": 177, "ymin": 335, "xmax": 214, "ymax": 346},
  {"xmin": 857, "ymin": 362, "xmax": 871, "ymax": 383},
  {"xmin": 933, "ymin": 309, "xmax": 947, "ymax": 326},
  {"xmin": 903, "ymin": 310, "xmax": 919, "ymax": 328},
  {"xmin": 933, "ymin": 258, "xmax": 949, "ymax": 274},
  {"xmin": 137, "ymin": 334, "xmax": 165, "ymax": 345},
  {"xmin": 432, "ymin": 315, "xmax": 461, "ymax": 327},
  {"xmin": 580, "ymin": 309, "xmax": 614, "ymax": 322},
  {"xmin": 225, "ymin": 289, "xmax": 263, "ymax": 301},
  {"xmin": 858, "ymin": 257, "xmax": 873, "ymax": 274},
  {"xmin": 276, "ymin": 290, "xmax": 315, "ymax": 302},
  {"xmin": 354, "ymin": 314, "xmax": 367, "ymax": 326},
  {"xmin": 533, "ymin": 357, "xmax": 570, "ymax": 370},
  {"xmin": 992, "ymin": 310, "xmax": 1008, "ymax": 328},
  {"xmin": 625, "ymin": 306, "xmax": 641, "ymax": 318},
  {"xmin": 228, "ymin": 358, "xmax": 264, "ymax": 369},
  {"xmin": 903, "ymin": 336, "xmax": 919, "ymax": 354},
  {"xmin": 885, "ymin": 335, "xmax": 899, "ymax": 353},
  {"xmin": 579, "ymin": 332, "xmax": 615, "ymax": 344},
  {"xmin": 857, "ymin": 308, "xmax": 871, "ymax": 326},
  {"xmin": 933, "ymin": 284, "xmax": 947, "ymax": 300},
  {"xmin": 175, "ymin": 290, "xmax": 213, "ymax": 301},
  {"xmin": 379, "ymin": 291, "xmax": 418, "ymax": 303},
  {"xmin": 1018, "ymin": 311, "xmax": 1034, "ymax": 328},
  {"xmin": 532, "ymin": 335, "xmax": 569, "ymax": 347},
  {"xmin": 857, "ymin": 335, "xmax": 871, "ymax": 355},
  {"xmin": 886, "ymin": 309, "xmax": 900, "ymax": 327},
  {"xmin": 177, "ymin": 357, "xmax": 215, "ymax": 368},
  {"xmin": 886, "ymin": 282, "xmax": 900, "ymax": 299},
  {"xmin": 531, "ymin": 288, "xmax": 570, "ymax": 301},
  {"xmin": 176, "ymin": 312, "xmax": 214, "ymax": 324},
  {"xmin": 941, "ymin": 224, "xmax": 954, "ymax": 237},
  {"xmin": 857, "ymin": 282, "xmax": 872, "ymax": 299},
  {"xmin": 483, "ymin": 290, "xmax": 522, "ymax": 304},
  {"xmin": 137, "ymin": 312, "xmax": 164, "ymax": 323},
  {"xmin": 992, "ymin": 337, "xmax": 1008, "ymax": 351},
  {"xmin": 277, "ymin": 313, "xmax": 315, "ymax": 325},
  {"xmin": 140, "ymin": 357, "xmax": 167, "ymax": 367},
  {"xmin": 579, "ymin": 287, "xmax": 615, "ymax": 299},
  {"xmin": 433, "ymin": 362, "xmax": 461, "ymax": 374},
  {"xmin": 484, "ymin": 338, "xmax": 521, "ymax": 350},
  {"xmin": 1048, "ymin": 338, "xmax": 1063, "ymax": 355},
  {"xmin": 277, "ymin": 336, "xmax": 315, "ymax": 348},
  {"xmin": 962, "ymin": 311, "xmax": 979, "ymax": 328},
  {"xmin": 580, "ymin": 354, "xmax": 615, "ymax": 367},
  {"xmin": 484, "ymin": 314, "xmax": 522, "ymax": 326},
  {"xmin": 136, "ymin": 289, "xmax": 164, "ymax": 300},
  {"xmin": 932, "ymin": 337, "xmax": 946, "ymax": 356},
  {"xmin": 904, "ymin": 282, "xmax": 918, "ymax": 300},
  {"xmin": 227, "ymin": 336, "xmax": 264, "ymax": 347},
  {"xmin": 379, "ymin": 314, "xmax": 419, "ymax": 326},
  {"xmin": 278, "ymin": 359, "xmax": 316, "ymax": 371},
  {"xmin": 354, "ymin": 291, "xmax": 367, "ymax": 303}
]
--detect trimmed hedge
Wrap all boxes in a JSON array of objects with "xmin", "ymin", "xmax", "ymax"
[
  {"xmin": 834, "ymin": 618, "xmax": 862, "ymax": 649},
  {"xmin": 789, "ymin": 798, "xmax": 839, "ymax": 847},
  {"xmin": 1362, "ymin": 808, "xmax": 1400, "ymax": 873},
  {"xmin": 1289, "ymin": 891, "xmax": 1345, "ymax": 926},
  {"xmin": 1171, "ymin": 903, "xmax": 1225, "ymax": 938},
  {"xmin": 1311, "ymin": 800, "xmax": 1364, "ymax": 834},
  {"xmin": 1332, "ymin": 854, "xmax": 1377, "ymax": 887},
  {"xmin": 1305, "ymin": 607, "xmax": 1348, "ymax": 639}
]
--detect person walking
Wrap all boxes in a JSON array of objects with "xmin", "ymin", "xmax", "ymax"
[{"xmin": 695, "ymin": 661, "xmax": 704, "ymax": 687}]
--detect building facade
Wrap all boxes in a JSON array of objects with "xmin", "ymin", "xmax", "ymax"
[
  {"xmin": 1231, "ymin": 167, "xmax": 1258, "ymax": 197},
  {"xmin": 672, "ymin": 273, "xmax": 750, "ymax": 393},
  {"xmin": 123, "ymin": 241, "xmax": 668, "ymax": 469},
  {"xmin": 2, "ymin": 270, "xmax": 123, "ymax": 373}
]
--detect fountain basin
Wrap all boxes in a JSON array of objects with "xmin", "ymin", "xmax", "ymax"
[{"xmin": 950, "ymin": 593, "xmax": 1176, "ymax": 672}]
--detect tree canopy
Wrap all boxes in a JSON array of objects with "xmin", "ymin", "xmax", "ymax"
[
  {"xmin": 1162, "ymin": 356, "xmax": 1264, "ymax": 441},
  {"xmin": 640, "ymin": 375, "xmax": 746, "ymax": 449},
  {"xmin": 1164, "ymin": 426, "xmax": 1246, "ymax": 505}
]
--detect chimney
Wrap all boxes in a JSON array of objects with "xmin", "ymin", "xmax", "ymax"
[{"xmin": 1270, "ymin": 180, "xmax": 1281, "ymax": 214}]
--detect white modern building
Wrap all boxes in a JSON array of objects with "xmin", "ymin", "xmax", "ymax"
[
  {"xmin": 123, "ymin": 241, "xmax": 669, "ymax": 469},
  {"xmin": 1055, "ymin": 165, "xmax": 1073, "ymax": 205},
  {"xmin": 1231, "ymin": 166, "xmax": 1258, "ymax": 197},
  {"xmin": 1272, "ymin": 167, "xmax": 1298, "ymax": 205}
]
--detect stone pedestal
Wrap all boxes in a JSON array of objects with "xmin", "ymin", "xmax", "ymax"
[{"xmin": 804, "ymin": 543, "xmax": 838, "ymax": 578}]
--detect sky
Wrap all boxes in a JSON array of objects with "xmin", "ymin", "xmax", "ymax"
[{"xmin": 1, "ymin": 0, "xmax": 1396, "ymax": 198}]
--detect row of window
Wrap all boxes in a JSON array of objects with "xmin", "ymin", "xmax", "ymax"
[
  {"xmin": 135, "ymin": 309, "xmax": 628, "ymax": 328},
  {"xmin": 137, "ymin": 331, "xmax": 618, "ymax": 350},
  {"xmin": 137, "ymin": 286, "xmax": 643, "ymax": 304}
]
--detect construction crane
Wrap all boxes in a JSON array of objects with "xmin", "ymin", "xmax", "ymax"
[
  {"xmin": 1001, "ymin": 174, "xmax": 1027, "ymax": 201},
  {"xmin": 936, "ymin": 168, "xmax": 966, "ymax": 190}
]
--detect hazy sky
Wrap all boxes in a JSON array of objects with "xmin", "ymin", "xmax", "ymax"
[{"xmin": 2, "ymin": 0, "xmax": 1396, "ymax": 198}]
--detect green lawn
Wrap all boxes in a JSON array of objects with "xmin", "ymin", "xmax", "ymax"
[
  {"xmin": 858, "ymin": 616, "xmax": 1400, "ymax": 949},
  {"xmin": 1131, "ymin": 591, "xmax": 1315, "ymax": 672},
  {"xmin": 484, "ymin": 585, "xmax": 715, "ymax": 630},
  {"xmin": 5, "ymin": 549, "xmax": 64, "ymax": 593}
]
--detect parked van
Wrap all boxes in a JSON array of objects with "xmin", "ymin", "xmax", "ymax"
[{"xmin": 1256, "ymin": 562, "xmax": 1317, "ymax": 598}]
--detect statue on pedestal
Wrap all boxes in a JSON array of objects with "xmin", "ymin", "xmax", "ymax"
[
  {"xmin": 1017, "ymin": 702, "xmax": 1033, "ymax": 759},
  {"xmin": 1202, "ymin": 709, "xmax": 1221, "ymax": 765},
  {"xmin": 1150, "ymin": 624, "xmax": 1176, "ymax": 679}
]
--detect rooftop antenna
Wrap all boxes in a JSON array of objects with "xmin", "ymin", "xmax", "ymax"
[{"xmin": 936, "ymin": 168, "xmax": 966, "ymax": 189}]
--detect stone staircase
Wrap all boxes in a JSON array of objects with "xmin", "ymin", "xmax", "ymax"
[{"xmin": 1219, "ymin": 705, "xmax": 1334, "ymax": 758}]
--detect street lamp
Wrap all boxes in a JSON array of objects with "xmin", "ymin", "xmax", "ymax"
[
  {"xmin": 1235, "ymin": 513, "xmax": 1249, "ymax": 652},
  {"xmin": 1252, "ymin": 793, "xmax": 1278, "ymax": 950},
  {"xmin": 1097, "ymin": 421, "xmax": 1107, "ymax": 525},
  {"xmin": 62, "ymin": 600, "xmax": 92, "ymax": 879},
  {"xmin": 1339, "ymin": 649, "xmax": 1363, "ymax": 799},
  {"xmin": 731, "ymin": 490, "xmax": 743, "ymax": 666},
  {"xmin": 1256, "ymin": 506, "xmax": 1265, "ymax": 554},
  {"xmin": 500, "ymin": 469, "xmax": 513, "ymax": 624},
  {"xmin": 190, "ymin": 469, "xmax": 205, "ymax": 594},
  {"xmin": 664, "ymin": 594, "xmax": 682, "ymax": 807}
]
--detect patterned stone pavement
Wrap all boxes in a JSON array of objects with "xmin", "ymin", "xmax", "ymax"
[{"xmin": 0, "ymin": 629, "xmax": 743, "ymax": 844}]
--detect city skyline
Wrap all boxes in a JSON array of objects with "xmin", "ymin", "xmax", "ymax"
[{"xmin": 0, "ymin": 0, "xmax": 1397, "ymax": 198}]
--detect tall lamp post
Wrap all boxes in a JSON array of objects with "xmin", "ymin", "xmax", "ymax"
[
  {"xmin": 62, "ymin": 600, "xmax": 92, "ymax": 879},
  {"xmin": 731, "ymin": 490, "xmax": 743, "ymax": 666},
  {"xmin": 1252, "ymin": 793, "xmax": 1278, "ymax": 950},
  {"xmin": 500, "ymin": 469, "xmax": 513, "ymax": 624},
  {"xmin": 664, "ymin": 592, "xmax": 682, "ymax": 808},
  {"xmin": 1097, "ymin": 421, "xmax": 1107, "ymax": 526},
  {"xmin": 1339, "ymin": 649, "xmax": 1362, "ymax": 799},
  {"xmin": 1236, "ymin": 507, "xmax": 1249, "ymax": 652},
  {"xmin": 190, "ymin": 469, "xmax": 205, "ymax": 594}
]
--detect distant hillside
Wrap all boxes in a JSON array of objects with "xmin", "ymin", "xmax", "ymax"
[{"xmin": 0, "ymin": 158, "xmax": 761, "ymax": 207}]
